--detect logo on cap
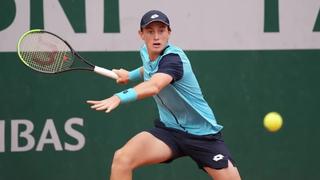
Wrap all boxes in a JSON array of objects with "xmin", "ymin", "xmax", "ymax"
[{"xmin": 151, "ymin": 14, "xmax": 159, "ymax": 19}]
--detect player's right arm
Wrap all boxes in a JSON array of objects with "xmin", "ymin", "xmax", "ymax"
[
  {"xmin": 113, "ymin": 67, "xmax": 143, "ymax": 84},
  {"xmin": 133, "ymin": 72, "xmax": 171, "ymax": 99},
  {"xmin": 87, "ymin": 54, "xmax": 182, "ymax": 113}
]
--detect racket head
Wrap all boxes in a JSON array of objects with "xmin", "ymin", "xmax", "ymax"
[{"xmin": 17, "ymin": 29, "xmax": 75, "ymax": 74}]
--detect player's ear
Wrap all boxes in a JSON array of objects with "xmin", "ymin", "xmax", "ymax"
[{"xmin": 138, "ymin": 29, "xmax": 144, "ymax": 40}]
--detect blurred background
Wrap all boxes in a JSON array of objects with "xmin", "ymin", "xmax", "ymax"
[{"xmin": 1, "ymin": 0, "xmax": 320, "ymax": 179}]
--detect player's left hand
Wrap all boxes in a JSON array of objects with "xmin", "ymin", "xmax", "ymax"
[{"xmin": 86, "ymin": 95, "xmax": 121, "ymax": 113}]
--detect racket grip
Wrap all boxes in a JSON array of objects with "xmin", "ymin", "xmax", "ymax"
[{"xmin": 94, "ymin": 66, "xmax": 118, "ymax": 79}]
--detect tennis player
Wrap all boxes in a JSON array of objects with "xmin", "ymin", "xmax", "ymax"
[{"xmin": 87, "ymin": 10, "xmax": 241, "ymax": 180}]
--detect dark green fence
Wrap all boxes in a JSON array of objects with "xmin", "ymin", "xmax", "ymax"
[{"xmin": 1, "ymin": 50, "xmax": 320, "ymax": 180}]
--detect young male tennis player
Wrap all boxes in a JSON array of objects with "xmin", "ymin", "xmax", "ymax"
[{"xmin": 87, "ymin": 10, "xmax": 241, "ymax": 180}]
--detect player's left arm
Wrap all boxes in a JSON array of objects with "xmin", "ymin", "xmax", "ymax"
[
  {"xmin": 86, "ymin": 73, "xmax": 172, "ymax": 113},
  {"xmin": 86, "ymin": 53, "xmax": 182, "ymax": 113}
]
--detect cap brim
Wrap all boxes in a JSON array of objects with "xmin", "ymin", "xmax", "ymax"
[{"xmin": 141, "ymin": 19, "xmax": 170, "ymax": 28}]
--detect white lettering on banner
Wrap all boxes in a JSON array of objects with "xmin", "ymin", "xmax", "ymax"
[
  {"xmin": 0, "ymin": 118, "xmax": 85, "ymax": 153},
  {"xmin": 0, "ymin": 0, "xmax": 319, "ymax": 52},
  {"xmin": 0, "ymin": 121, "xmax": 4, "ymax": 152},
  {"xmin": 11, "ymin": 120, "xmax": 35, "ymax": 152},
  {"xmin": 64, "ymin": 118, "xmax": 85, "ymax": 151},
  {"xmin": 36, "ymin": 119, "xmax": 63, "ymax": 151}
]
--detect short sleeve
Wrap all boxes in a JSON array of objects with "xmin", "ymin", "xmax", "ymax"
[{"xmin": 156, "ymin": 53, "xmax": 183, "ymax": 83}]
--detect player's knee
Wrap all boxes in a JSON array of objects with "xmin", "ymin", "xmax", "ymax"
[{"xmin": 111, "ymin": 149, "xmax": 135, "ymax": 171}]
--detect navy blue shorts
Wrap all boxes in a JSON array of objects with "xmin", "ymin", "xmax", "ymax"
[{"xmin": 146, "ymin": 121, "xmax": 236, "ymax": 170}]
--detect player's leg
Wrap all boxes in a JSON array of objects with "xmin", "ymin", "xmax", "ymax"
[
  {"xmin": 179, "ymin": 131, "xmax": 241, "ymax": 180},
  {"xmin": 110, "ymin": 131, "xmax": 173, "ymax": 180},
  {"xmin": 204, "ymin": 160, "xmax": 241, "ymax": 180}
]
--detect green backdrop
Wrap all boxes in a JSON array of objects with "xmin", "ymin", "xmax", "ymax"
[{"xmin": 1, "ymin": 50, "xmax": 320, "ymax": 180}]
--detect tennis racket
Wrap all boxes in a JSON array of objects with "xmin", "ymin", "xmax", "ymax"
[{"xmin": 17, "ymin": 29, "xmax": 118, "ymax": 79}]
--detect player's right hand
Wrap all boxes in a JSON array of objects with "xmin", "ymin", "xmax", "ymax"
[{"xmin": 113, "ymin": 68, "xmax": 129, "ymax": 84}]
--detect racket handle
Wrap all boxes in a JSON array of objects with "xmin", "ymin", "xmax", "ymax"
[{"xmin": 94, "ymin": 66, "xmax": 118, "ymax": 79}]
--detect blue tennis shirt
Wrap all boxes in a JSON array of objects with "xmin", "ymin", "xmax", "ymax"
[{"xmin": 140, "ymin": 44, "xmax": 223, "ymax": 135}]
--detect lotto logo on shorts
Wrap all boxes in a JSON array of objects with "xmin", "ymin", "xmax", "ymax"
[{"xmin": 213, "ymin": 154, "xmax": 224, "ymax": 162}]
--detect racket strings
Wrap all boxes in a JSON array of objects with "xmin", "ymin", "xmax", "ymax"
[{"xmin": 19, "ymin": 32, "xmax": 74, "ymax": 73}]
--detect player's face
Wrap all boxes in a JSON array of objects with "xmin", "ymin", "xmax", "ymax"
[{"xmin": 139, "ymin": 22, "xmax": 171, "ymax": 60}]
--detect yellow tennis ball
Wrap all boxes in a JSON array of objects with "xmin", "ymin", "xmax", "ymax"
[{"xmin": 263, "ymin": 112, "xmax": 283, "ymax": 132}]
